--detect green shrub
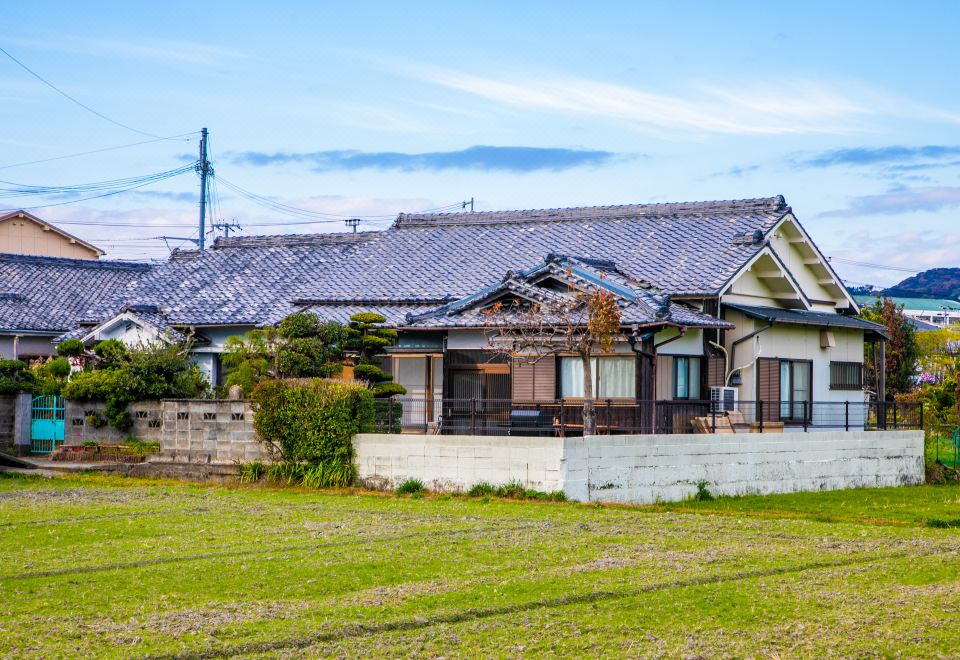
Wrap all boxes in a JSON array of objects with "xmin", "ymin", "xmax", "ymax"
[
  {"xmin": 466, "ymin": 480, "xmax": 566, "ymax": 501},
  {"xmin": 468, "ymin": 482, "xmax": 495, "ymax": 497},
  {"xmin": 301, "ymin": 461, "xmax": 356, "ymax": 488},
  {"xmin": 0, "ymin": 359, "xmax": 35, "ymax": 394},
  {"xmin": 237, "ymin": 460, "xmax": 265, "ymax": 483},
  {"xmin": 251, "ymin": 378, "xmax": 373, "ymax": 467},
  {"xmin": 396, "ymin": 478, "xmax": 425, "ymax": 495},
  {"xmin": 64, "ymin": 342, "xmax": 209, "ymax": 430},
  {"xmin": 56, "ymin": 339, "xmax": 85, "ymax": 358},
  {"xmin": 85, "ymin": 412, "xmax": 107, "ymax": 429},
  {"xmin": 694, "ymin": 481, "xmax": 715, "ymax": 502}
]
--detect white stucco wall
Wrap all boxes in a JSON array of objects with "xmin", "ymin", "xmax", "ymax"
[
  {"xmin": 354, "ymin": 433, "xmax": 565, "ymax": 492},
  {"xmin": 563, "ymin": 431, "xmax": 923, "ymax": 504},
  {"xmin": 721, "ymin": 309, "xmax": 866, "ymax": 412},
  {"xmin": 354, "ymin": 430, "xmax": 923, "ymax": 503}
]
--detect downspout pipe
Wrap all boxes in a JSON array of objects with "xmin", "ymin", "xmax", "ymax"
[{"xmin": 727, "ymin": 321, "xmax": 774, "ymax": 386}]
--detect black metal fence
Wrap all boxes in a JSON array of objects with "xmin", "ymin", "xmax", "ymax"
[{"xmin": 371, "ymin": 398, "xmax": 923, "ymax": 436}]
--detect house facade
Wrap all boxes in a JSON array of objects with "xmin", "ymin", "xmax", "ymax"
[
  {"xmin": 0, "ymin": 195, "xmax": 889, "ymax": 432},
  {"xmin": 0, "ymin": 210, "xmax": 104, "ymax": 260}
]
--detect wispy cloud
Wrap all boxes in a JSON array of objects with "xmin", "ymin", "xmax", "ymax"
[
  {"xmin": 3, "ymin": 35, "xmax": 251, "ymax": 66},
  {"xmin": 398, "ymin": 65, "xmax": 896, "ymax": 135},
  {"xmin": 793, "ymin": 145, "xmax": 960, "ymax": 168},
  {"xmin": 820, "ymin": 186, "xmax": 960, "ymax": 218},
  {"xmin": 225, "ymin": 145, "xmax": 623, "ymax": 173}
]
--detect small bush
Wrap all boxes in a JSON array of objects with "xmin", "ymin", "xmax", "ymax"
[
  {"xmin": 56, "ymin": 339, "xmax": 85, "ymax": 358},
  {"xmin": 468, "ymin": 482, "xmax": 495, "ymax": 497},
  {"xmin": 301, "ymin": 461, "xmax": 356, "ymax": 488},
  {"xmin": 0, "ymin": 359, "xmax": 35, "ymax": 394},
  {"xmin": 251, "ymin": 378, "xmax": 373, "ymax": 465},
  {"xmin": 694, "ymin": 481, "xmax": 715, "ymax": 502},
  {"xmin": 396, "ymin": 478, "xmax": 424, "ymax": 495},
  {"xmin": 927, "ymin": 518, "xmax": 960, "ymax": 528},
  {"xmin": 466, "ymin": 480, "xmax": 566, "ymax": 502},
  {"xmin": 237, "ymin": 460, "xmax": 265, "ymax": 483}
]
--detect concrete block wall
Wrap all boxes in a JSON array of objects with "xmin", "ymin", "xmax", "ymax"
[
  {"xmin": 159, "ymin": 400, "xmax": 266, "ymax": 464},
  {"xmin": 354, "ymin": 433, "xmax": 565, "ymax": 492},
  {"xmin": 355, "ymin": 430, "xmax": 924, "ymax": 503},
  {"xmin": 564, "ymin": 430, "xmax": 924, "ymax": 504},
  {"xmin": 64, "ymin": 400, "xmax": 164, "ymax": 444},
  {"xmin": 0, "ymin": 395, "xmax": 15, "ymax": 453}
]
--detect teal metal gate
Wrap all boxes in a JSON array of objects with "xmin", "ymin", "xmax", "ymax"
[{"xmin": 31, "ymin": 395, "xmax": 65, "ymax": 454}]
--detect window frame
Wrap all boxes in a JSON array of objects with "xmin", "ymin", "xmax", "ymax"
[
  {"xmin": 558, "ymin": 355, "xmax": 636, "ymax": 400},
  {"xmin": 778, "ymin": 359, "xmax": 812, "ymax": 422},
  {"xmin": 829, "ymin": 361, "xmax": 864, "ymax": 391},
  {"xmin": 671, "ymin": 355, "xmax": 702, "ymax": 400}
]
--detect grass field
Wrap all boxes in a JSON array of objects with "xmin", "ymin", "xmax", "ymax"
[{"xmin": 2, "ymin": 473, "xmax": 960, "ymax": 658}]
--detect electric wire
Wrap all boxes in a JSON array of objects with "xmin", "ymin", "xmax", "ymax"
[
  {"xmin": 0, "ymin": 132, "xmax": 199, "ymax": 171},
  {"xmin": 0, "ymin": 165, "xmax": 197, "ymax": 212},
  {"xmin": 0, "ymin": 45, "xmax": 167, "ymax": 139},
  {"xmin": 829, "ymin": 257, "xmax": 918, "ymax": 273}
]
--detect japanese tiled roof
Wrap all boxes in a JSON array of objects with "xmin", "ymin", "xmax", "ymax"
[
  {"xmin": 0, "ymin": 196, "xmax": 792, "ymax": 332},
  {"xmin": 0, "ymin": 253, "xmax": 150, "ymax": 334},
  {"xmin": 405, "ymin": 254, "xmax": 733, "ymax": 329}
]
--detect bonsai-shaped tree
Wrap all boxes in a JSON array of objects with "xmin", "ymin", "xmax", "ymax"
[
  {"xmin": 222, "ymin": 313, "xmax": 348, "ymax": 395},
  {"xmin": 275, "ymin": 312, "xmax": 346, "ymax": 379},
  {"xmin": 344, "ymin": 312, "xmax": 406, "ymax": 397}
]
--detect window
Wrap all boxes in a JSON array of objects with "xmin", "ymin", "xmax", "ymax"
[
  {"xmin": 559, "ymin": 356, "xmax": 635, "ymax": 399},
  {"xmin": 779, "ymin": 360, "xmax": 812, "ymax": 420},
  {"xmin": 672, "ymin": 356, "xmax": 701, "ymax": 400},
  {"xmin": 830, "ymin": 361, "xmax": 863, "ymax": 391}
]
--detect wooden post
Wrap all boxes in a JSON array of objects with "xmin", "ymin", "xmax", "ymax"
[{"xmin": 877, "ymin": 339, "xmax": 887, "ymax": 402}]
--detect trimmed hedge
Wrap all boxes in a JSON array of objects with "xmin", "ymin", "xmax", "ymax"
[{"xmin": 251, "ymin": 378, "xmax": 374, "ymax": 469}]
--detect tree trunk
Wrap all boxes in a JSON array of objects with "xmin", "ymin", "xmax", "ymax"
[{"xmin": 581, "ymin": 351, "xmax": 596, "ymax": 436}]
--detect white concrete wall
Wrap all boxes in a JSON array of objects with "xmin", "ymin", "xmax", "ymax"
[
  {"xmin": 354, "ymin": 430, "xmax": 924, "ymax": 504},
  {"xmin": 354, "ymin": 433, "xmax": 565, "ymax": 492},
  {"xmin": 563, "ymin": 431, "xmax": 923, "ymax": 504}
]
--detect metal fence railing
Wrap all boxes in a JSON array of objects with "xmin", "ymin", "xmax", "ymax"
[{"xmin": 369, "ymin": 398, "xmax": 924, "ymax": 436}]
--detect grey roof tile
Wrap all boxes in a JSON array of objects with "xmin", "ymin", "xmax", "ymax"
[{"xmin": 0, "ymin": 196, "xmax": 791, "ymax": 332}]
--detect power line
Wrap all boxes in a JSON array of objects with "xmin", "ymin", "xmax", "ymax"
[
  {"xmin": 0, "ymin": 164, "xmax": 196, "ymax": 212},
  {"xmin": 829, "ymin": 256, "xmax": 918, "ymax": 273},
  {"xmin": 0, "ymin": 132, "xmax": 199, "ymax": 171},
  {"xmin": 0, "ymin": 45, "xmax": 167, "ymax": 139}
]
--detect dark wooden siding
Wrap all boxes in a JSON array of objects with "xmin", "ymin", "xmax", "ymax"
[
  {"xmin": 756, "ymin": 357, "xmax": 780, "ymax": 421},
  {"xmin": 706, "ymin": 356, "xmax": 725, "ymax": 390},
  {"xmin": 511, "ymin": 356, "xmax": 556, "ymax": 402}
]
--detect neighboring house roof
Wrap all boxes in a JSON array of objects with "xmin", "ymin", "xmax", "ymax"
[
  {"xmin": 909, "ymin": 317, "xmax": 941, "ymax": 332},
  {"xmin": 0, "ymin": 210, "xmax": 105, "ymax": 257},
  {"xmin": 724, "ymin": 303, "xmax": 889, "ymax": 339},
  {"xmin": 852, "ymin": 294, "xmax": 960, "ymax": 313},
  {"xmin": 406, "ymin": 254, "xmax": 733, "ymax": 330},
  {"xmin": 0, "ymin": 253, "xmax": 151, "ymax": 334}
]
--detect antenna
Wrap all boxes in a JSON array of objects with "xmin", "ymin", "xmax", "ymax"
[{"xmin": 344, "ymin": 218, "xmax": 361, "ymax": 233}]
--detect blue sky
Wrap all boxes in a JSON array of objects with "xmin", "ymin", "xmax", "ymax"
[{"xmin": 1, "ymin": 1, "xmax": 959, "ymax": 286}]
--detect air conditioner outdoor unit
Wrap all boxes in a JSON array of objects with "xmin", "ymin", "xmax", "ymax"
[{"xmin": 710, "ymin": 386, "xmax": 738, "ymax": 412}]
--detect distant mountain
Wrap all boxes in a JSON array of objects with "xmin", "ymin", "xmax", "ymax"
[{"xmin": 884, "ymin": 268, "xmax": 960, "ymax": 301}]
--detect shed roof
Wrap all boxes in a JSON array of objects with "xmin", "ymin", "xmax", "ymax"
[{"xmin": 724, "ymin": 303, "xmax": 889, "ymax": 339}]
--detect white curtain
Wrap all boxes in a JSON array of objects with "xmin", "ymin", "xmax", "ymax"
[
  {"xmin": 598, "ymin": 357, "xmax": 635, "ymax": 398},
  {"xmin": 559, "ymin": 357, "xmax": 584, "ymax": 398}
]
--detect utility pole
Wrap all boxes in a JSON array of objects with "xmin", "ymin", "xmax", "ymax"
[
  {"xmin": 197, "ymin": 127, "xmax": 211, "ymax": 250},
  {"xmin": 462, "ymin": 197, "xmax": 474, "ymax": 212},
  {"xmin": 344, "ymin": 218, "xmax": 361, "ymax": 233},
  {"xmin": 211, "ymin": 220, "xmax": 242, "ymax": 239}
]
